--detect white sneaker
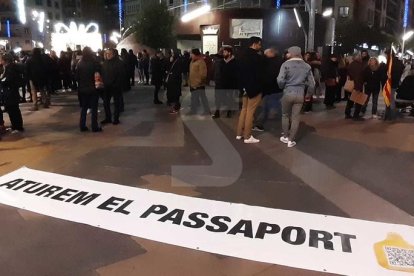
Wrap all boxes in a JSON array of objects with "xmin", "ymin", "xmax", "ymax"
[
  {"xmin": 288, "ymin": 141, "xmax": 296, "ymax": 148},
  {"xmin": 372, "ymin": 114, "xmax": 379, "ymax": 119},
  {"xmin": 280, "ymin": 136, "xmax": 289, "ymax": 144},
  {"xmin": 236, "ymin": 136, "xmax": 243, "ymax": 140},
  {"xmin": 87, "ymin": 108, "xmax": 91, "ymax": 114},
  {"xmin": 244, "ymin": 136, "xmax": 260, "ymax": 144}
]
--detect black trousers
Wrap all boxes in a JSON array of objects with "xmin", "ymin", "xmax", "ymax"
[
  {"xmin": 144, "ymin": 69, "xmax": 149, "ymax": 84},
  {"xmin": 345, "ymin": 92, "xmax": 362, "ymax": 118},
  {"xmin": 324, "ymin": 85, "xmax": 337, "ymax": 106},
  {"xmin": 103, "ymin": 89, "xmax": 122, "ymax": 122},
  {"xmin": 79, "ymin": 93, "xmax": 99, "ymax": 130},
  {"xmin": 5, "ymin": 104, "xmax": 23, "ymax": 130},
  {"xmin": 154, "ymin": 84, "xmax": 161, "ymax": 101}
]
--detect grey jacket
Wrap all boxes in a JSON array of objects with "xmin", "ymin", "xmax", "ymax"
[{"xmin": 277, "ymin": 58, "xmax": 315, "ymax": 97}]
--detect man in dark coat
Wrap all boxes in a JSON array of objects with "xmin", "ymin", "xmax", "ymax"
[
  {"xmin": 26, "ymin": 48, "xmax": 48, "ymax": 111},
  {"xmin": 101, "ymin": 48, "xmax": 125, "ymax": 125},
  {"xmin": 236, "ymin": 36, "xmax": 264, "ymax": 143},
  {"xmin": 0, "ymin": 53, "xmax": 24, "ymax": 132},
  {"xmin": 150, "ymin": 51, "xmax": 164, "ymax": 104},
  {"xmin": 75, "ymin": 47, "xmax": 102, "ymax": 132},
  {"xmin": 128, "ymin": 49, "xmax": 138, "ymax": 86},
  {"xmin": 253, "ymin": 48, "xmax": 283, "ymax": 130},
  {"xmin": 213, "ymin": 46, "xmax": 239, "ymax": 118}
]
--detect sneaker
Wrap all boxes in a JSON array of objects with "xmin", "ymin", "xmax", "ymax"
[
  {"xmin": 288, "ymin": 141, "xmax": 296, "ymax": 148},
  {"xmin": 212, "ymin": 110, "xmax": 220, "ymax": 119},
  {"xmin": 87, "ymin": 109, "xmax": 91, "ymax": 114},
  {"xmin": 169, "ymin": 109, "xmax": 178, "ymax": 114},
  {"xmin": 372, "ymin": 114, "xmax": 379, "ymax": 119},
  {"xmin": 252, "ymin": 126, "xmax": 264, "ymax": 132},
  {"xmin": 11, "ymin": 129, "xmax": 21, "ymax": 134},
  {"xmin": 236, "ymin": 136, "xmax": 243, "ymax": 140},
  {"xmin": 244, "ymin": 136, "xmax": 260, "ymax": 144},
  {"xmin": 280, "ymin": 136, "xmax": 289, "ymax": 144}
]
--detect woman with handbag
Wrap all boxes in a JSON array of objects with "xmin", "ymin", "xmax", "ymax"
[
  {"xmin": 323, "ymin": 54, "xmax": 339, "ymax": 109},
  {"xmin": 0, "ymin": 53, "xmax": 24, "ymax": 133},
  {"xmin": 345, "ymin": 53, "xmax": 366, "ymax": 121}
]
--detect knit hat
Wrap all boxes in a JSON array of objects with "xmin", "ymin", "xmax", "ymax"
[{"xmin": 288, "ymin": 46, "xmax": 302, "ymax": 57}]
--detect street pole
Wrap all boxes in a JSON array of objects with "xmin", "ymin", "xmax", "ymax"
[
  {"xmin": 402, "ymin": 27, "xmax": 406, "ymax": 54},
  {"xmin": 308, "ymin": 0, "xmax": 316, "ymax": 52},
  {"xmin": 330, "ymin": 17, "xmax": 335, "ymax": 54}
]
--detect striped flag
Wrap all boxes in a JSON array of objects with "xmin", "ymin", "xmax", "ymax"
[{"xmin": 382, "ymin": 48, "xmax": 393, "ymax": 107}]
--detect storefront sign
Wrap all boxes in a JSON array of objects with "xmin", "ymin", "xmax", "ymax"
[{"xmin": 230, "ymin": 19, "xmax": 263, "ymax": 39}]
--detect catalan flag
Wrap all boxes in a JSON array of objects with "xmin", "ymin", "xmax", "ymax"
[{"xmin": 382, "ymin": 48, "xmax": 393, "ymax": 107}]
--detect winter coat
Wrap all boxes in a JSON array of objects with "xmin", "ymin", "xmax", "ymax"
[
  {"xmin": 150, "ymin": 56, "xmax": 163, "ymax": 86},
  {"xmin": 0, "ymin": 63, "xmax": 21, "ymax": 105},
  {"xmin": 221, "ymin": 57, "xmax": 239, "ymax": 90},
  {"xmin": 189, "ymin": 58, "xmax": 207, "ymax": 88},
  {"xmin": 396, "ymin": 75, "xmax": 414, "ymax": 100},
  {"xmin": 239, "ymin": 47, "xmax": 264, "ymax": 98},
  {"xmin": 26, "ymin": 55, "xmax": 47, "ymax": 87},
  {"xmin": 167, "ymin": 58, "xmax": 183, "ymax": 98},
  {"xmin": 263, "ymin": 56, "xmax": 283, "ymax": 95},
  {"xmin": 102, "ymin": 57, "xmax": 125, "ymax": 93},
  {"xmin": 76, "ymin": 58, "xmax": 99, "ymax": 94},
  {"xmin": 363, "ymin": 67, "xmax": 382, "ymax": 93}
]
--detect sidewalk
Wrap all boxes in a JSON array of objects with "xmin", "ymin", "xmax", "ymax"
[{"xmin": 0, "ymin": 85, "xmax": 412, "ymax": 276}]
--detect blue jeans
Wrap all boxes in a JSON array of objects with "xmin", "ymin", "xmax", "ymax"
[
  {"xmin": 255, "ymin": 93, "xmax": 283, "ymax": 127},
  {"xmin": 190, "ymin": 87, "xmax": 210, "ymax": 114}
]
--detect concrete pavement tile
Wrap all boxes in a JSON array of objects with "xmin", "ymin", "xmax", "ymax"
[
  {"xmin": 140, "ymin": 174, "xmax": 201, "ymax": 197},
  {"xmin": 97, "ymin": 238, "xmax": 224, "ymax": 276},
  {"xmin": 253, "ymin": 265, "xmax": 338, "ymax": 276}
]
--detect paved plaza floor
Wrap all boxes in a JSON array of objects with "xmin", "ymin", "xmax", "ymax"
[{"xmin": 0, "ymin": 85, "xmax": 413, "ymax": 276}]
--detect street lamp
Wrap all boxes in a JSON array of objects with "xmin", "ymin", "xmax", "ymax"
[
  {"xmin": 294, "ymin": 8, "xmax": 308, "ymax": 52},
  {"xmin": 323, "ymin": 7, "xmax": 335, "ymax": 54},
  {"xmin": 181, "ymin": 4, "xmax": 211, "ymax": 23}
]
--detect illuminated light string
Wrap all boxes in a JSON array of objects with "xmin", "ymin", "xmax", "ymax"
[
  {"xmin": 119, "ymin": 0, "xmax": 123, "ymax": 31},
  {"xmin": 17, "ymin": 0, "xmax": 26, "ymax": 24},
  {"xmin": 403, "ymin": 0, "xmax": 409, "ymax": 28},
  {"xmin": 51, "ymin": 22, "xmax": 103, "ymax": 53},
  {"xmin": 6, "ymin": 20, "xmax": 11, "ymax": 38}
]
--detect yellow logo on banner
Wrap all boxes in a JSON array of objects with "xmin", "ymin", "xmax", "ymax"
[{"xmin": 374, "ymin": 233, "xmax": 414, "ymax": 273}]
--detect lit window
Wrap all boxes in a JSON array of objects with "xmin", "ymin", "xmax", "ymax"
[{"xmin": 339, "ymin": 6, "xmax": 349, "ymax": 17}]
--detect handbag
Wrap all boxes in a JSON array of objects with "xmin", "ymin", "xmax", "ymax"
[
  {"xmin": 344, "ymin": 78, "xmax": 354, "ymax": 92},
  {"xmin": 350, "ymin": 89, "xmax": 368, "ymax": 105}
]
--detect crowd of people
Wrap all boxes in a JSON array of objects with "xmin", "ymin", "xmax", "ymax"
[{"xmin": 1, "ymin": 37, "xmax": 414, "ymax": 146}]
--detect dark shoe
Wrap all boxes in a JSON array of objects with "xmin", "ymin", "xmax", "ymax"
[
  {"xmin": 212, "ymin": 110, "xmax": 220, "ymax": 119},
  {"xmin": 100, "ymin": 119, "xmax": 112, "ymax": 125},
  {"xmin": 252, "ymin": 126, "xmax": 264, "ymax": 132},
  {"xmin": 353, "ymin": 117, "xmax": 365, "ymax": 121},
  {"xmin": 113, "ymin": 120, "xmax": 120, "ymax": 125},
  {"xmin": 326, "ymin": 105, "xmax": 336, "ymax": 110},
  {"xmin": 92, "ymin": 127, "xmax": 103, "ymax": 132},
  {"xmin": 345, "ymin": 114, "xmax": 352, "ymax": 119},
  {"xmin": 80, "ymin": 127, "xmax": 89, "ymax": 132},
  {"xmin": 226, "ymin": 110, "xmax": 232, "ymax": 118},
  {"xmin": 154, "ymin": 100, "xmax": 163, "ymax": 105}
]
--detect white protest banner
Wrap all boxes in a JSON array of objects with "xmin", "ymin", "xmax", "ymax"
[{"xmin": 0, "ymin": 168, "xmax": 413, "ymax": 275}]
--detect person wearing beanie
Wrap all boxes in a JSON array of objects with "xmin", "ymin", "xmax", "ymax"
[{"xmin": 277, "ymin": 46, "xmax": 315, "ymax": 148}]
